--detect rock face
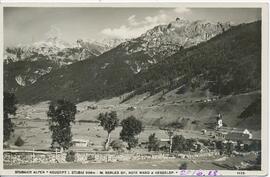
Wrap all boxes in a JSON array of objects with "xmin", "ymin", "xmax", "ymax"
[
  {"xmin": 116, "ymin": 18, "xmax": 231, "ymax": 74},
  {"xmin": 122, "ymin": 18, "xmax": 231, "ymax": 60}
]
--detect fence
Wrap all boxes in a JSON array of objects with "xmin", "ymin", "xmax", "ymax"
[
  {"xmin": 4, "ymin": 149, "xmax": 67, "ymax": 164},
  {"xmin": 4, "ymin": 149, "xmax": 220, "ymax": 165}
]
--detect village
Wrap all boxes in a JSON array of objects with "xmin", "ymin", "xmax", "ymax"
[{"xmin": 3, "ymin": 109, "xmax": 261, "ymax": 170}]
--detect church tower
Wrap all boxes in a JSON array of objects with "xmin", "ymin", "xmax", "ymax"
[{"xmin": 216, "ymin": 113, "xmax": 223, "ymax": 130}]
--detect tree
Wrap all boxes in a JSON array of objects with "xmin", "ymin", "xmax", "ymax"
[
  {"xmin": 148, "ymin": 133, "xmax": 160, "ymax": 151},
  {"xmin": 163, "ymin": 127, "xmax": 178, "ymax": 153},
  {"xmin": 159, "ymin": 122, "xmax": 178, "ymax": 153},
  {"xmin": 120, "ymin": 116, "xmax": 143, "ymax": 150},
  {"xmin": 186, "ymin": 138, "xmax": 196, "ymax": 151},
  {"xmin": 14, "ymin": 136, "xmax": 25, "ymax": 147},
  {"xmin": 47, "ymin": 99, "xmax": 77, "ymax": 150},
  {"xmin": 4, "ymin": 92, "xmax": 17, "ymax": 142},
  {"xmin": 172, "ymin": 135, "xmax": 186, "ymax": 153},
  {"xmin": 226, "ymin": 142, "xmax": 234, "ymax": 155},
  {"xmin": 97, "ymin": 111, "xmax": 119, "ymax": 150}
]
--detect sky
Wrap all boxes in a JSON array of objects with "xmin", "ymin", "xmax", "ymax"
[{"xmin": 4, "ymin": 7, "xmax": 261, "ymax": 47}]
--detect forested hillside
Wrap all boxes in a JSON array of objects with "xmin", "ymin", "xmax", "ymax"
[{"xmin": 16, "ymin": 21, "xmax": 261, "ymax": 104}]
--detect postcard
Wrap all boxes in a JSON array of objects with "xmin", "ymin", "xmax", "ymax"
[{"xmin": 0, "ymin": 2, "xmax": 268, "ymax": 176}]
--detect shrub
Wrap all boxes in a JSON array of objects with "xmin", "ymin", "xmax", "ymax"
[
  {"xmin": 110, "ymin": 140, "xmax": 125, "ymax": 151},
  {"xmin": 66, "ymin": 150, "xmax": 76, "ymax": 162},
  {"xmin": 166, "ymin": 121, "xmax": 184, "ymax": 129},
  {"xmin": 14, "ymin": 136, "xmax": 24, "ymax": 147},
  {"xmin": 87, "ymin": 155, "xmax": 95, "ymax": 161},
  {"xmin": 172, "ymin": 135, "xmax": 186, "ymax": 152},
  {"xmin": 179, "ymin": 162, "xmax": 188, "ymax": 170},
  {"xmin": 148, "ymin": 133, "xmax": 160, "ymax": 151}
]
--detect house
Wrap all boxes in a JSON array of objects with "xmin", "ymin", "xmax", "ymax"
[
  {"xmin": 226, "ymin": 132, "xmax": 250, "ymax": 141},
  {"xmin": 216, "ymin": 131, "xmax": 228, "ymax": 139},
  {"xmin": 201, "ymin": 129, "xmax": 207, "ymax": 135},
  {"xmin": 216, "ymin": 127, "xmax": 253, "ymax": 141},
  {"xmin": 159, "ymin": 140, "xmax": 170, "ymax": 151},
  {"xmin": 72, "ymin": 139, "xmax": 89, "ymax": 147}
]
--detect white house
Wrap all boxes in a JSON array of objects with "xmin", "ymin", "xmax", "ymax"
[
  {"xmin": 217, "ymin": 127, "xmax": 253, "ymax": 141},
  {"xmin": 72, "ymin": 139, "xmax": 89, "ymax": 147},
  {"xmin": 243, "ymin": 129, "xmax": 253, "ymax": 139}
]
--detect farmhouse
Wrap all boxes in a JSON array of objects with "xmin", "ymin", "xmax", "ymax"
[
  {"xmin": 216, "ymin": 127, "xmax": 253, "ymax": 141},
  {"xmin": 72, "ymin": 139, "xmax": 89, "ymax": 147}
]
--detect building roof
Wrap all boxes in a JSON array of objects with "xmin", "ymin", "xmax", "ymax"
[
  {"xmin": 225, "ymin": 132, "xmax": 250, "ymax": 141},
  {"xmin": 72, "ymin": 139, "xmax": 89, "ymax": 143},
  {"xmin": 218, "ymin": 127, "xmax": 250, "ymax": 134}
]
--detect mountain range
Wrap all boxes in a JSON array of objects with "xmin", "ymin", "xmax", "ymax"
[
  {"xmin": 4, "ymin": 36, "xmax": 125, "ymax": 91},
  {"xmin": 12, "ymin": 20, "xmax": 261, "ymax": 105}
]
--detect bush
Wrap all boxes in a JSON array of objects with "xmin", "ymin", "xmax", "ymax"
[
  {"xmin": 87, "ymin": 155, "xmax": 95, "ymax": 161},
  {"xmin": 148, "ymin": 133, "xmax": 160, "ymax": 151},
  {"xmin": 110, "ymin": 140, "xmax": 125, "ymax": 151},
  {"xmin": 172, "ymin": 135, "xmax": 186, "ymax": 152},
  {"xmin": 14, "ymin": 136, "xmax": 24, "ymax": 147},
  {"xmin": 66, "ymin": 150, "xmax": 76, "ymax": 162},
  {"xmin": 167, "ymin": 121, "xmax": 184, "ymax": 129},
  {"xmin": 179, "ymin": 162, "xmax": 188, "ymax": 170}
]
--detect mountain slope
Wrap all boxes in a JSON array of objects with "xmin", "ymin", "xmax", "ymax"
[
  {"xmin": 5, "ymin": 18, "xmax": 230, "ymax": 93},
  {"xmin": 16, "ymin": 21, "xmax": 260, "ymax": 104},
  {"xmin": 4, "ymin": 37, "xmax": 125, "ymax": 91},
  {"xmin": 126, "ymin": 21, "xmax": 261, "ymax": 99},
  {"xmin": 124, "ymin": 18, "xmax": 230, "ymax": 60}
]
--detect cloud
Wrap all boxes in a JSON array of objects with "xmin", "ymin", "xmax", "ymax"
[
  {"xmin": 174, "ymin": 7, "xmax": 190, "ymax": 14},
  {"xmin": 128, "ymin": 15, "xmax": 139, "ymax": 26},
  {"xmin": 101, "ymin": 11, "xmax": 171, "ymax": 39},
  {"xmin": 45, "ymin": 25, "xmax": 62, "ymax": 39}
]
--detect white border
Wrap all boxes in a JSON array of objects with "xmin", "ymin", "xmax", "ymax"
[{"xmin": 0, "ymin": 2, "xmax": 268, "ymax": 176}]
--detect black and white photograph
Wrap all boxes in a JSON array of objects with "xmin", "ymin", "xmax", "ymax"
[{"xmin": 1, "ymin": 3, "xmax": 268, "ymax": 176}]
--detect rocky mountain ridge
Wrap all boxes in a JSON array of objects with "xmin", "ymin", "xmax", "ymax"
[
  {"xmin": 122, "ymin": 18, "xmax": 231, "ymax": 59},
  {"xmin": 15, "ymin": 21, "xmax": 260, "ymax": 104}
]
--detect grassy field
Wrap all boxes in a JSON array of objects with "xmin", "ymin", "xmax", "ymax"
[{"xmin": 9, "ymin": 118, "xmax": 214, "ymax": 150}]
